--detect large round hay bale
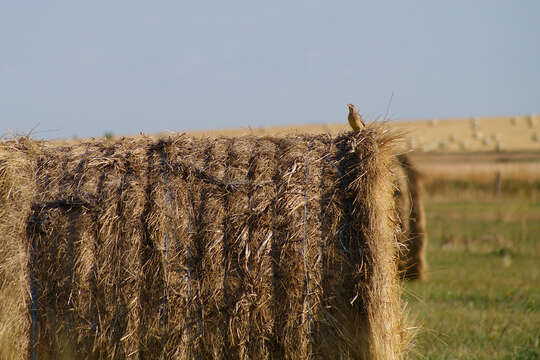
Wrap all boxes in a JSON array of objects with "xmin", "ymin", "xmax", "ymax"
[{"xmin": 1, "ymin": 127, "xmax": 409, "ymax": 359}]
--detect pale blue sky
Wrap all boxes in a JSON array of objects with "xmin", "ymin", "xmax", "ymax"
[{"xmin": 1, "ymin": 1, "xmax": 539, "ymax": 139}]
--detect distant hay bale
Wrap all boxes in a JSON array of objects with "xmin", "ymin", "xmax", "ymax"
[
  {"xmin": 472, "ymin": 131, "xmax": 482, "ymax": 140},
  {"xmin": 1, "ymin": 128, "xmax": 408, "ymax": 359},
  {"xmin": 527, "ymin": 116, "xmax": 536, "ymax": 128},
  {"xmin": 394, "ymin": 154, "xmax": 428, "ymax": 281}
]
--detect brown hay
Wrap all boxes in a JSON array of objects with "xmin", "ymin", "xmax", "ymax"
[
  {"xmin": 0, "ymin": 138, "xmax": 39, "ymax": 358},
  {"xmin": 0, "ymin": 127, "xmax": 408, "ymax": 359},
  {"xmin": 395, "ymin": 154, "xmax": 428, "ymax": 281}
]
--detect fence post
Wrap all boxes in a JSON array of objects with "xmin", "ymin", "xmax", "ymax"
[{"xmin": 494, "ymin": 170, "xmax": 501, "ymax": 196}]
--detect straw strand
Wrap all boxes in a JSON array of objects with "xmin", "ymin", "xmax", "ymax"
[
  {"xmin": 303, "ymin": 141, "xmax": 313, "ymax": 360},
  {"xmin": 68, "ymin": 155, "xmax": 87, "ymax": 329},
  {"xmin": 29, "ymin": 236, "xmax": 38, "ymax": 360},
  {"xmin": 161, "ymin": 150, "xmax": 170, "ymax": 354},
  {"xmin": 67, "ymin": 213, "xmax": 74, "ymax": 329},
  {"xmin": 186, "ymin": 219, "xmax": 192, "ymax": 357}
]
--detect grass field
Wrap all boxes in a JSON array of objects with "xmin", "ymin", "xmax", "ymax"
[{"xmin": 403, "ymin": 191, "xmax": 540, "ymax": 359}]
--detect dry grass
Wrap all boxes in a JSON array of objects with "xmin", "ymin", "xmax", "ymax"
[
  {"xmin": 416, "ymin": 161, "xmax": 540, "ymax": 184},
  {"xmin": 408, "ymin": 152, "xmax": 540, "ymax": 200},
  {"xmin": 1, "ymin": 126, "xmax": 409, "ymax": 359},
  {"xmin": 0, "ymin": 138, "xmax": 38, "ymax": 358}
]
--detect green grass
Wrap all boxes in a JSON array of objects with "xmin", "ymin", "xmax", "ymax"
[
  {"xmin": 425, "ymin": 179, "xmax": 540, "ymax": 194},
  {"xmin": 404, "ymin": 196, "xmax": 540, "ymax": 359}
]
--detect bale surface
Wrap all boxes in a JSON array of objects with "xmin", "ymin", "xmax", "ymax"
[
  {"xmin": 395, "ymin": 154, "xmax": 428, "ymax": 280},
  {"xmin": 1, "ymin": 128, "xmax": 407, "ymax": 359},
  {"xmin": 0, "ymin": 138, "xmax": 38, "ymax": 358}
]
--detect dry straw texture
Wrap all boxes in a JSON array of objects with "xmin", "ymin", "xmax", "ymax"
[
  {"xmin": 1, "ymin": 127, "xmax": 408, "ymax": 359},
  {"xmin": 394, "ymin": 154, "xmax": 428, "ymax": 281}
]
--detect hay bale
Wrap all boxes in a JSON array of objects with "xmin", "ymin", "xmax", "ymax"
[
  {"xmin": 395, "ymin": 154, "xmax": 428, "ymax": 281},
  {"xmin": 527, "ymin": 116, "xmax": 536, "ymax": 128},
  {"xmin": 1, "ymin": 128, "xmax": 407, "ymax": 359},
  {"xmin": 470, "ymin": 117, "xmax": 479, "ymax": 129},
  {"xmin": 393, "ymin": 162, "xmax": 410, "ymax": 246}
]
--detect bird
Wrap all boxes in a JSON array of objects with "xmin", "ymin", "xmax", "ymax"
[{"xmin": 347, "ymin": 104, "xmax": 365, "ymax": 132}]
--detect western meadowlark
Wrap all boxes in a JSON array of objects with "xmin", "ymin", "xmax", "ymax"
[{"xmin": 347, "ymin": 104, "xmax": 365, "ymax": 132}]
